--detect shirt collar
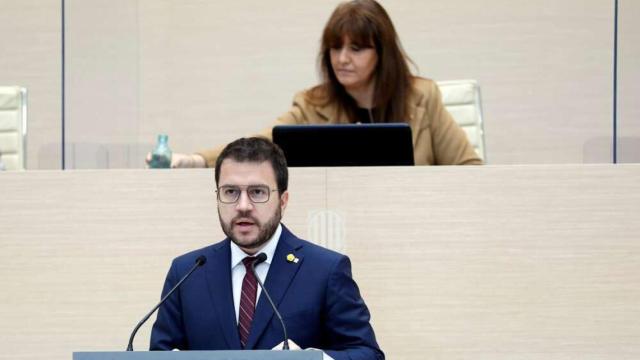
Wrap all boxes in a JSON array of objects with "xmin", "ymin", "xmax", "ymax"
[{"xmin": 230, "ymin": 223, "xmax": 282, "ymax": 268}]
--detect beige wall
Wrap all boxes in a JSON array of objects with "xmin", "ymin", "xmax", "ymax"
[
  {"xmin": 619, "ymin": 0, "xmax": 640, "ymax": 162},
  {"xmin": 64, "ymin": 0, "xmax": 141, "ymax": 168},
  {"xmin": 64, "ymin": 0, "xmax": 625, "ymax": 167},
  {"xmin": 1, "ymin": 0, "xmax": 638, "ymax": 168},
  {"xmin": 391, "ymin": 1, "xmax": 614, "ymax": 164},
  {"xmin": 1, "ymin": 165, "xmax": 639, "ymax": 359},
  {"xmin": 0, "ymin": 0, "xmax": 61, "ymax": 169}
]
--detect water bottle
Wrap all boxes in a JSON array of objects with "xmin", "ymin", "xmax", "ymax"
[{"xmin": 149, "ymin": 134, "xmax": 172, "ymax": 169}]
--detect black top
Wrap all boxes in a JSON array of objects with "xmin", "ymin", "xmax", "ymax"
[{"xmin": 355, "ymin": 107, "xmax": 378, "ymax": 123}]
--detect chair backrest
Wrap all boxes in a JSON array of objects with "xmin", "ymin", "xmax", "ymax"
[
  {"xmin": 437, "ymin": 80, "xmax": 486, "ymax": 161},
  {"xmin": 0, "ymin": 86, "xmax": 27, "ymax": 170}
]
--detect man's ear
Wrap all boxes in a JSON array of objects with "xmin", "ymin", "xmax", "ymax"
[{"xmin": 279, "ymin": 191, "xmax": 289, "ymax": 212}]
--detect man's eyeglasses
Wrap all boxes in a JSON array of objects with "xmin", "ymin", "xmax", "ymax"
[{"xmin": 216, "ymin": 185, "xmax": 278, "ymax": 204}]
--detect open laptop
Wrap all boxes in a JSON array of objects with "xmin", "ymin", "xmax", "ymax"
[{"xmin": 272, "ymin": 123, "xmax": 414, "ymax": 167}]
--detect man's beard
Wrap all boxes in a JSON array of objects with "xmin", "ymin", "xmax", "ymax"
[{"xmin": 219, "ymin": 205, "xmax": 282, "ymax": 251}]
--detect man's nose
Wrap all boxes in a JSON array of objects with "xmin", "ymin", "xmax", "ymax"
[{"xmin": 235, "ymin": 191, "xmax": 254, "ymax": 211}]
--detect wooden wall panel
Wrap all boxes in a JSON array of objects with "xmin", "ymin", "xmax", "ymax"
[
  {"xmin": 327, "ymin": 165, "xmax": 640, "ymax": 359},
  {"xmin": 1, "ymin": 165, "xmax": 639, "ymax": 359}
]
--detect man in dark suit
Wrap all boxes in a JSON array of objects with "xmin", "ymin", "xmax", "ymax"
[{"xmin": 150, "ymin": 137, "xmax": 384, "ymax": 360}]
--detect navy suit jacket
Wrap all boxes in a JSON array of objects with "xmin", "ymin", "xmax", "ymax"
[{"xmin": 150, "ymin": 225, "xmax": 384, "ymax": 360}]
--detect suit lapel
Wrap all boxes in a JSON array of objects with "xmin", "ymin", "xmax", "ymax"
[
  {"xmin": 245, "ymin": 227, "xmax": 304, "ymax": 349},
  {"xmin": 204, "ymin": 240, "xmax": 242, "ymax": 349}
]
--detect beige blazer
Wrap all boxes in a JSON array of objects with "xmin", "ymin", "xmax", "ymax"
[{"xmin": 198, "ymin": 77, "xmax": 482, "ymax": 167}]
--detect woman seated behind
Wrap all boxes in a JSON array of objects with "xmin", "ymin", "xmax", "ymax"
[{"xmin": 163, "ymin": 0, "xmax": 482, "ymax": 167}]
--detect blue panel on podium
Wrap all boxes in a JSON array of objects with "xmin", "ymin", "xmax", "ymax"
[{"xmin": 73, "ymin": 351, "xmax": 322, "ymax": 360}]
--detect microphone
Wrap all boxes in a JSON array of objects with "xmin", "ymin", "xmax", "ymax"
[
  {"xmin": 126, "ymin": 255, "xmax": 207, "ymax": 351},
  {"xmin": 251, "ymin": 252, "xmax": 290, "ymax": 350}
]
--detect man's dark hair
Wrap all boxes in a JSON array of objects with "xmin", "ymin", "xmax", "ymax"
[{"xmin": 215, "ymin": 137, "xmax": 288, "ymax": 193}]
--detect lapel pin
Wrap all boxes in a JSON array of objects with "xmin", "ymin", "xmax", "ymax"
[{"xmin": 286, "ymin": 253, "xmax": 299, "ymax": 263}]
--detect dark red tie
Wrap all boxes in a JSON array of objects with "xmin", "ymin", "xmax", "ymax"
[{"xmin": 238, "ymin": 256, "xmax": 258, "ymax": 348}]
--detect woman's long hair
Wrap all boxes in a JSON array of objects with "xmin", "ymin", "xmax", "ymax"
[{"xmin": 308, "ymin": 0, "xmax": 414, "ymax": 123}]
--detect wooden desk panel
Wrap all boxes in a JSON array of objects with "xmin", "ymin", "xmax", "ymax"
[
  {"xmin": 327, "ymin": 165, "xmax": 640, "ymax": 359},
  {"xmin": 0, "ymin": 165, "xmax": 638, "ymax": 360}
]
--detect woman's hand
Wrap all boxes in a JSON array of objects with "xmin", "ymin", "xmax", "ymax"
[{"xmin": 145, "ymin": 152, "xmax": 206, "ymax": 168}]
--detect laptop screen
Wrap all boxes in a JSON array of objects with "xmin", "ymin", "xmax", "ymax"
[{"xmin": 272, "ymin": 123, "xmax": 414, "ymax": 167}]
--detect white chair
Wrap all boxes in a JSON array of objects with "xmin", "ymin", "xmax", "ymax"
[
  {"xmin": 0, "ymin": 86, "xmax": 27, "ymax": 170},
  {"xmin": 437, "ymin": 80, "xmax": 486, "ymax": 161}
]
